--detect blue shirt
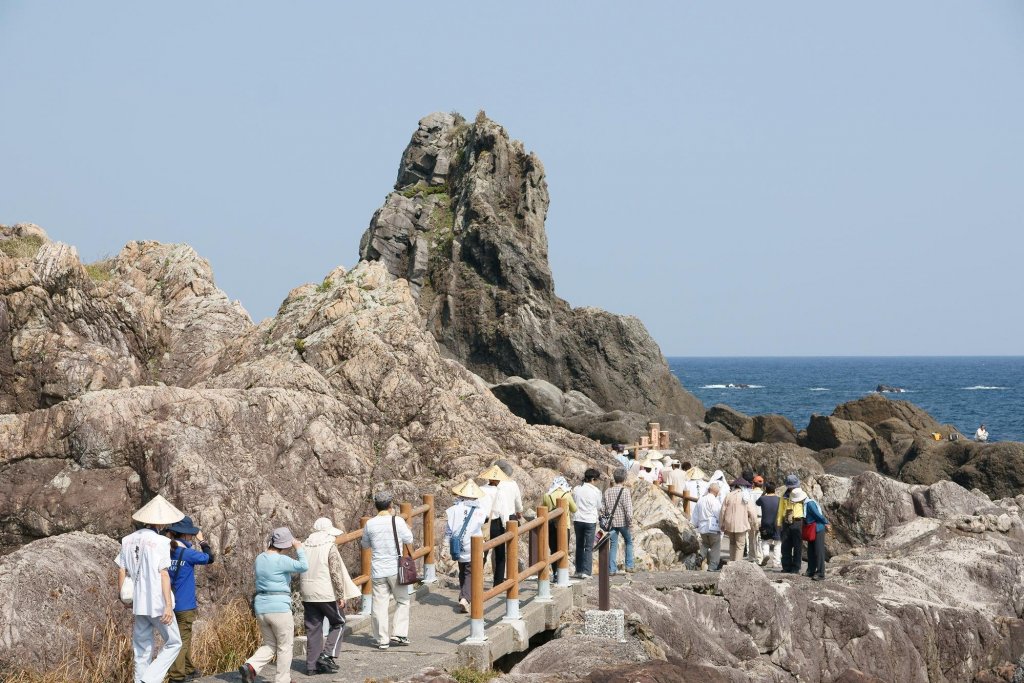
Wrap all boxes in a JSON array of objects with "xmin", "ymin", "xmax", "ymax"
[
  {"xmin": 169, "ymin": 540, "xmax": 214, "ymax": 612},
  {"xmin": 253, "ymin": 549, "xmax": 308, "ymax": 615},
  {"xmin": 804, "ymin": 500, "xmax": 830, "ymax": 534}
]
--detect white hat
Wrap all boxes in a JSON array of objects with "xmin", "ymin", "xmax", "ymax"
[
  {"xmin": 313, "ymin": 517, "xmax": 344, "ymax": 536},
  {"xmin": 789, "ymin": 488, "xmax": 808, "ymax": 503},
  {"xmin": 131, "ymin": 495, "xmax": 185, "ymax": 526},
  {"xmin": 646, "ymin": 450, "xmax": 664, "ymax": 460},
  {"xmin": 664, "ymin": 457, "xmax": 678, "ymax": 467}
]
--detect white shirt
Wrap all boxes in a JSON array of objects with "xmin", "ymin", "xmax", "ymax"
[
  {"xmin": 573, "ymin": 482, "xmax": 603, "ymax": 523},
  {"xmin": 116, "ymin": 528, "xmax": 172, "ymax": 617},
  {"xmin": 662, "ymin": 468, "xmax": 688, "ymax": 491},
  {"xmin": 976, "ymin": 428, "xmax": 989, "ymax": 442},
  {"xmin": 361, "ymin": 513, "xmax": 414, "ymax": 579},
  {"xmin": 684, "ymin": 478, "xmax": 706, "ymax": 501},
  {"xmin": 691, "ymin": 493, "xmax": 723, "ymax": 534},
  {"xmin": 638, "ymin": 469, "xmax": 657, "ymax": 483},
  {"xmin": 444, "ymin": 500, "xmax": 488, "ymax": 563},
  {"xmin": 482, "ymin": 480, "xmax": 523, "ymax": 523}
]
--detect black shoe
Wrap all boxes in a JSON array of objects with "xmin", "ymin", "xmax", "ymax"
[
  {"xmin": 390, "ymin": 636, "xmax": 410, "ymax": 646},
  {"xmin": 812, "ymin": 575, "xmax": 825, "ymax": 581},
  {"xmin": 317, "ymin": 653, "xmax": 340, "ymax": 672},
  {"xmin": 238, "ymin": 663, "xmax": 256, "ymax": 683}
]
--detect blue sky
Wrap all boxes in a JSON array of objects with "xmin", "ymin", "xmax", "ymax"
[{"xmin": 2, "ymin": 2, "xmax": 1022, "ymax": 355}]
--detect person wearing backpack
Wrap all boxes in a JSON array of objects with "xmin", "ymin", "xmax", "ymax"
[
  {"xmin": 802, "ymin": 497, "xmax": 831, "ymax": 581},
  {"xmin": 542, "ymin": 476, "xmax": 577, "ymax": 555},
  {"xmin": 601, "ymin": 469, "xmax": 635, "ymax": 575},
  {"xmin": 444, "ymin": 480, "xmax": 488, "ymax": 613},
  {"xmin": 776, "ymin": 479, "xmax": 807, "ymax": 575},
  {"xmin": 163, "ymin": 515, "xmax": 215, "ymax": 683}
]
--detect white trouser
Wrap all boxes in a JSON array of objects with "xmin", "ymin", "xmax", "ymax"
[
  {"xmin": 371, "ymin": 574, "xmax": 411, "ymax": 645},
  {"xmin": 132, "ymin": 614, "xmax": 182, "ymax": 683},
  {"xmin": 761, "ymin": 539, "xmax": 782, "ymax": 567},
  {"xmin": 747, "ymin": 527, "xmax": 764, "ymax": 562},
  {"xmin": 246, "ymin": 612, "xmax": 294, "ymax": 683}
]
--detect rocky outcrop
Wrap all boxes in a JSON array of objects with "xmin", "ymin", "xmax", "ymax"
[
  {"xmin": 804, "ymin": 414, "xmax": 877, "ymax": 450},
  {"xmin": 832, "ymin": 393, "xmax": 942, "ymax": 432},
  {"xmin": 357, "ymin": 112, "xmax": 703, "ymax": 429},
  {"xmin": 679, "ymin": 442, "xmax": 824, "ymax": 488},
  {"xmin": 748, "ymin": 414, "xmax": 798, "ymax": 445},
  {"xmin": 704, "ymin": 405, "xmax": 753, "ymax": 441}
]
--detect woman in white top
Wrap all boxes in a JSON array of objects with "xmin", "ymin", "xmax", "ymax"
[
  {"xmin": 571, "ymin": 469, "xmax": 603, "ymax": 579},
  {"xmin": 444, "ymin": 480, "xmax": 489, "ymax": 613},
  {"xmin": 691, "ymin": 483, "xmax": 723, "ymax": 571}
]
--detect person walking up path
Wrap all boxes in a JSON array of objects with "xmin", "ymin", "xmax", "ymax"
[
  {"xmin": 542, "ymin": 476, "xmax": 577, "ymax": 555},
  {"xmin": 444, "ymin": 480, "xmax": 489, "ymax": 613},
  {"xmin": 720, "ymin": 477, "xmax": 756, "ymax": 563},
  {"xmin": 164, "ymin": 515, "xmax": 214, "ymax": 683},
  {"xmin": 803, "ymin": 496, "xmax": 831, "ymax": 581},
  {"xmin": 361, "ymin": 491, "xmax": 414, "ymax": 650},
  {"xmin": 691, "ymin": 483, "xmax": 723, "ymax": 571},
  {"xmin": 239, "ymin": 527, "xmax": 308, "ymax": 683},
  {"xmin": 572, "ymin": 469, "xmax": 603, "ymax": 579},
  {"xmin": 116, "ymin": 495, "xmax": 185, "ymax": 683},
  {"xmin": 480, "ymin": 462, "xmax": 523, "ymax": 587},
  {"xmin": 299, "ymin": 517, "xmax": 360, "ymax": 675},
  {"xmin": 602, "ymin": 469, "xmax": 635, "ymax": 575}
]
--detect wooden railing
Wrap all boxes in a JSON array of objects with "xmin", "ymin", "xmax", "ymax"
[
  {"xmin": 466, "ymin": 497, "xmax": 571, "ymax": 642},
  {"xmin": 335, "ymin": 494, "xmax": 436, "ymax": 614}
]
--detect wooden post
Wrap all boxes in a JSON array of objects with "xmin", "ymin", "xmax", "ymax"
[
  {"xmin": 598, "ymin": 540, "xmax": 610, "ymax": 610},
  {"xmin": 468, "ymin": 534, "xmax": 485, "ymax": 641},
  {"xmin": 536, "ymin": 505, "xmax": 552, "ymax": 602},
  {"xmin": 504, "ymin": 519, "xmax": 520, "ymax": 620},
  {"xmin": 422, "ymin": 494, "xmax": 436, "ymax": 583},
  {"xmin": 556, "ymin": 498, "xmax": 570, "ymax": 586},
  {"xmin": 359, "ymin": 516, "xmax": 372, "ymax": 615}
]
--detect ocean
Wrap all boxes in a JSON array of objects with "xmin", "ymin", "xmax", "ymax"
[{"xmin": 668, "ymin": 357, "xmax": 1024, "ymax": 444}]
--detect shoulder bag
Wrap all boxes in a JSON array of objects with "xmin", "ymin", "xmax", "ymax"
[
  {"xmin": 449, "ymin": 508, "xmax": 474, "ymax": 560},
  {"xmin": 599, "ymin": 487, "xmax": 625, "ymax": 533},
  {"xmin": 393, "ymin": 515, "xmax": 419, "ymax": 585}
]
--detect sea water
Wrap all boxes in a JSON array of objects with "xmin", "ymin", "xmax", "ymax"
[{"xmin": 669, "ymin": 357, "xmax": 1024, "ymax": 443}]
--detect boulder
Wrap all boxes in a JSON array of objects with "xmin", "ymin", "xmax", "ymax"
[
  {"xmin": 625, "ymin": 479, "xmax": 701, "ymax": 570},
  {"xmin": 804, "ymin": 415, "xmax": 877, "ymax": 451},
  {"xmin": 358, "ymin": 113, "xmax": 703, "ymax": 425},
  {"xmin": 510, "ymin": 635, "xmax": 646, "ymax": 677},
  {"xmin": 703, "ymin": 421, "xmax": 741, "ymax": 444},
  {"xmin": 818, "ymin": 472, "xmax": 918, "ymax": 545},
  {"xmin": 832, "ymin": 393, "xmax": 942, "ymax": 433},
  {"xmin": 953, "ymin": 442, "xmax": 1024, "ymax": 500},
  {"xmin": 680, "ymin": 442, "xmax": 824, "ymax": 487},
  {"xmin": 749, "ymin": 414, "xmax": 798, "ymax": 444},
  {"xmin": 704, "ymin": 405, "xmax": 753, "ymax": 440}
]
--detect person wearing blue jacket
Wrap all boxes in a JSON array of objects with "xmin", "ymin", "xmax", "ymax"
[
  {"xmin": 164, "ymin": 516, "xmax": 215, "ymax": 682},
  {"xmin": 802, "ymin": 497, "xmax": 831, "ymax": 581}
]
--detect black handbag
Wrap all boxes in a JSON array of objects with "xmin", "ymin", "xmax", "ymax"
[
  {"xmin": 599, "ymin": 487, "xmax": 625, "ymax": 533},
  {"xmin": 392, "ymin": 515, "xmax": 419, "ymax": 586}
]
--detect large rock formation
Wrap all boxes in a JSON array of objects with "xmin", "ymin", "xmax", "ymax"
[{"xmin": 358, "ymin": 112, "xmax": 703, "ymax": 437}]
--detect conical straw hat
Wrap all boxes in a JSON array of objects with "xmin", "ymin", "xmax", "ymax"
[
  {"xmin": 646, "ymin": 449, "xmax": 664, "ymax": 460},
  {"xmin": 478, "ymin": 465, "xmax": 509, "ymax": 482},
  {"xmin": 686, "ymin": 466, "xmax": 708, "ymax": 481},
  {"xmin": 452, "ymin": 479, "xmax": 485, "ymax": 500},
  {"xmin": 131, "ymin": 494, "xmax": 185, "ymax": 526}
]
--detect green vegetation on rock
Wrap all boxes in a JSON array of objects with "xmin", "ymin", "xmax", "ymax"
[
  {"xmin": 84, "ymin": 260, "xmax": 114, "ymax": 282},
  {"xmin": 399, "ymin": 182, "xmax": 450, "ymax": 199},
  {"xmin": 0, "ymin": 234, "xmax": 44, "ymax": 259},
  {"xmin": 449, "ymin": 667, "xmax": 499, "ymax": 683}
]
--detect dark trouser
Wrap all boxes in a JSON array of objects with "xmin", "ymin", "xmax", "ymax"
[
  {"xmin": 457, "ymin": 561, "xmax": 472, "ymax": 603},
  {"xmin": 806, "ymin": 530, "xmax": 826, "ymax": 578},
  {"xmin": 490, "ymin": 518, "xmax": 506, "ymax": 585},
  {"xmin": 547, "ymin": 520, "xmax": 559, "ymax": 555},
  {"xmin": 573, "ymin": 521, "xmax": 596, "ymax": 576},
  {"xmin": 303, "ymin": 601, "xmax": 345, "ymax": 669},
  {"xmin": 168, "ymin": 608, "xmax": 196, "ymax": 681},
  {"xmin": 780, "ymin": 524, "xmax": 803, "ymax": 574}
]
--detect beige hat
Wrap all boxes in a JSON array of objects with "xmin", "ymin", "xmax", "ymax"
[
  {"xmin": 664, "ymin": 457, "xmax": 678, "ymax": 467},
  {"xmin": 131, "ymin": 495, "xmax": 185, "ymax": 526},
  {"xmin": 479, "ymin": 465, "xmax": 509, "ymax": 482},
  {"xmin": 313, "ymin": 517, "xmax": 344, "ymax": 536},
  {"xmin": 637, "ymin": 460, "xmax": 654, "ymax": 470},
  {"xmin": 789, "ymin": 488, "xmax": 808, "ymax": 503},
  {"xmin": 646, "ymin": 450, "xmax": 664, "ymax": 461},
  {"xmin": 686, "ymin": 466, "xmax": 709, "ymax": 481},
  {"xmin": 452, "ymin": 479, "xmax": 485, "ymax": 500}
]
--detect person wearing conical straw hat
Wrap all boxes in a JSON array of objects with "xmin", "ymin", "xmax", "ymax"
[
  {"xmin": 444, "ymin": 479, "xmax": 489, "ymax": 613},
  {"xmin": 115, "ymin": 494, "xmax": 185, "ymax": 683},
  {"xmin": 636, "ymin": 460, "xmax": 657, "ymax": 484},
  {"xmin": 479, "ymin": 460, "xmax": 523, "ymax": 588}
]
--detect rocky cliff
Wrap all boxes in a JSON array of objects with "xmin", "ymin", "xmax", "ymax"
[{"xmin": 358, "ymin": 112, "xmax": 704, "ymax": 438}]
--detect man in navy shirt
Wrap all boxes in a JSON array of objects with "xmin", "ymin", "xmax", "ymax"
[{"xmin": 164, "ymin": 516, "xmax": 215, "ymax": 682}]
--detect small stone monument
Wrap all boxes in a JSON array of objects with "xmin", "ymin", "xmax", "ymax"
[{"xmin": 583, "ymin": 608, "xmax": 625, "ymax": 642}]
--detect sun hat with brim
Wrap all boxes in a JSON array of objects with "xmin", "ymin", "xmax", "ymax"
[
  {"xmin": 637, "ymin": 460, "xmax": 654, "ymax": 469},
  {"xmin": 167, "ymin": 515, "xmax": 200, "ymax": 535},
  {"xmin": 452, "ymin": 479, "xmax": 485, "ymax": 499},
  {"xmin": 686, "ymin": 466, "xmax": 709, "ymax": 481},
  {"xmin": 646, "ymin": 450, "xmax": 664, "ymax": 460},
  {"xmin": 313, "ymin": 517, "xmax": 343, "ymax": 536},
  {"xmin": 731, "ymin": 477, "xmax": 752, "ymax": 488},
  {"xmin": 664, "ymin": 457, "xmax": 678, "ymax": 467},
  {"xmin": 479, "ymin": 465, "xmax": 510, "ymax": 482},
  {"xmin": 784, "ymin": 474, "xmax": 800, "ymax": 488},
  {"xmin": 270, "ymin": 527, "xmax": 295, "ymax": 549},
  {"xmin": 132, "ymin": 495, "xmax": 185, "ymax": 526},
  {"xmin": 789, "ymin": 488, "xmax": 808, "ymax": 503}
]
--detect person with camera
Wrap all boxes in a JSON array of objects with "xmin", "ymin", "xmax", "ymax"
[{"xmin": 164, "ymin": 515, "xmax": 215, "ymax": 683}]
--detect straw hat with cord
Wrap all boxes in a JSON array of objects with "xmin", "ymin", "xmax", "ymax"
[
  {"xmin": 452, "ymin": 479, "xmax": 485, "ymax": 500},
  {"xmin": 132, "ymin": 495, "xmax": 185, "ymax": 527},
  {"xmin": 478, "ymin": 465, "xmax": 509, "ymax": 482},
  {"xmin": 646, "ymin": 449, "xmax": 664, "ymax": 461}
]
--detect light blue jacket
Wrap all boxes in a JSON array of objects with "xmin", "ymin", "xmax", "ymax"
[
  {"xmin": 253, "ymin": 548, "xmax": 308, "ymax": 615},
  {"xmin": 804, "ymin": 500, "xmax": 830, "ymax": 534}
]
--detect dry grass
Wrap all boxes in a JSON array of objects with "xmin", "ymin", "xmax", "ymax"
[
  {"xmin": 0, "ymin": 234, "xmax": 44, "ymax": 259},
  {"xmin": 0, "ymin": 599, "xmax": 260, "ymax": 683},
  {"xmin": 83, "ymin": 260, "xmax": 114, "ymax": 282}
]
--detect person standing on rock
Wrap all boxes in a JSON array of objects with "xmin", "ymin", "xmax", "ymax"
[
  {"xmin": 755, "ymin": 481, "xmax": 782, "ymax": 569},
  {"xmin": 602, "ymin": 468, "xmax": 635, "ymax": 575},
  {"xmin": 116, "ymin": 495, "xmax": 184, "ymax": 683},
  {"xmin": 164, "ymin": 515, "xmax": 215, "ymax": 683},
  {"xmin": 776, "ymin": 476, "xmax": 807, "ymax": 575},
  {"xmin": 720, "ymin": 478, "xmax": 757, "ymax": 564},
  {"xmin": 239, "ymin": 527, "xmax": 308, "ymax": 683},
  {"xmin": 802, "ymin": 496, "xmax": 831, "ymax": 581},
  {"xmin": 299, "ymin": 517, "xmax": 360, "ymax": 676},
  {"xmin": 572, "ymin": 469, "xmax": 603, "ymax": 579},
  {"xmin": 444, "ymin": 480, "xmax": 489, "ymax": 613},
  {"xmin": 542, "ymin": 476, "xmax": 577, "ymax": 555},
  {"xmin": 479, "ymin": 461, "xmax": 523, "ymax": 587},
  {"xmin": 361, "ymin": 491, "xmax": 414, "ymax": 650},
  {"xmin": 691, "ymin": 482, "xmax": 723, "ymax": 571},
  {"xmin": 741, "ymin": 473, "xmax": 764, "ymax": 564}
]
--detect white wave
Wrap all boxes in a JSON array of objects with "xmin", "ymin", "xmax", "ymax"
[
  {"xmin": 963, "ymin": 385, "xmax": 1007, "ymax": 390},
  {"xmin": 700, "ymin": 383, "xmax": 764, "ymax": 389},
  {"xmin": 808, "ymin": 387, "xmax": 830, "ymax": 391},
  {"xmin": 701, "ymin": 384, "xmax": 729, "ymax": 389}
]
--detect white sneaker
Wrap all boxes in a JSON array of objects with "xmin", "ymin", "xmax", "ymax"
[
  {"xmin": 458, "ymin": 598, "xmax": 470, "ymax": 613},
  {"xmin": 580, "ymin": 573, "xmax": 591, "ymax": 579}
]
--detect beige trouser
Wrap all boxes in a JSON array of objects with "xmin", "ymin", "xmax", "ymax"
[
  {"xmin": 747, "ymin": 527, "xmax": 764, "ymax": 562},
  {"xmin": 246, "ymin": 612, "xmax": 293, "ymax": 683},
  {"xmin": 371, "ymin": 574, "xmax": 411, "ymax": 646},
  {"xmin": 727, "ymin": 532, "xmax": 747, "ymax": 562}
]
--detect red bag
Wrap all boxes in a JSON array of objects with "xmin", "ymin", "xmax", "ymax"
[
  {"xmin": 801, "ymin": 522, "xmax": 817, "ymax": 542},
  {"xmin": 392, "ymin": 516, "xmax": 419, "ymax": 586}
]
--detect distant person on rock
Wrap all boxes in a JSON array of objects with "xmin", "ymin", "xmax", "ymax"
[
  {"xmin": 572, "ymin": 468, "xmax": 603, "ymax": 579},
  {"xmin": 802, "ymin": 495, "xmax": 831, "ymax": 581},
  {"xmin": 976, "ymin": 424, "xmax": 989, "ymax": 442},
  {"xmin": 720, "ymin": 478, "xmax": 757, "ymax": 563},
  {"xmin": 239, "ymin": 527, "xmax": 308, "ymax": 683},
  {"xmin": 116, "ymin": 495, "xmax": 184, "ymax": 683},
  {"xmin": 360, "ymin": 491, "xmax": 414, "ymax": 650},
  {"xmin": 542, "ymin": 476, "xmax": 577, "ymax": 555},
  {"xmin": 299, "ymin": 517, "xmax": 360, "ymax": 676},
  {"xmin": 602, "ymin": 468, "xmax": 635, "ymax": 575},
  {"xmin": 444, "ymin": 480, "xmax": 489, "ymax": 613},
  {"xmin": 480, "ymin": 461, "xmax": 523, "ymax": 587},
  {"xmin": 691, "ymin": 482, "xmax": 723, "ymax": 571},
  {"xmin": 755, "ymin": 481, "xmax": 782, "ymax": 569},
  {"xmin": 163, "ymin": 515, "xmax": 215, "ymax": 683},
  {"xmin": 776, "ymin": 477, "xmax": 806, "ymax": 575}
]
